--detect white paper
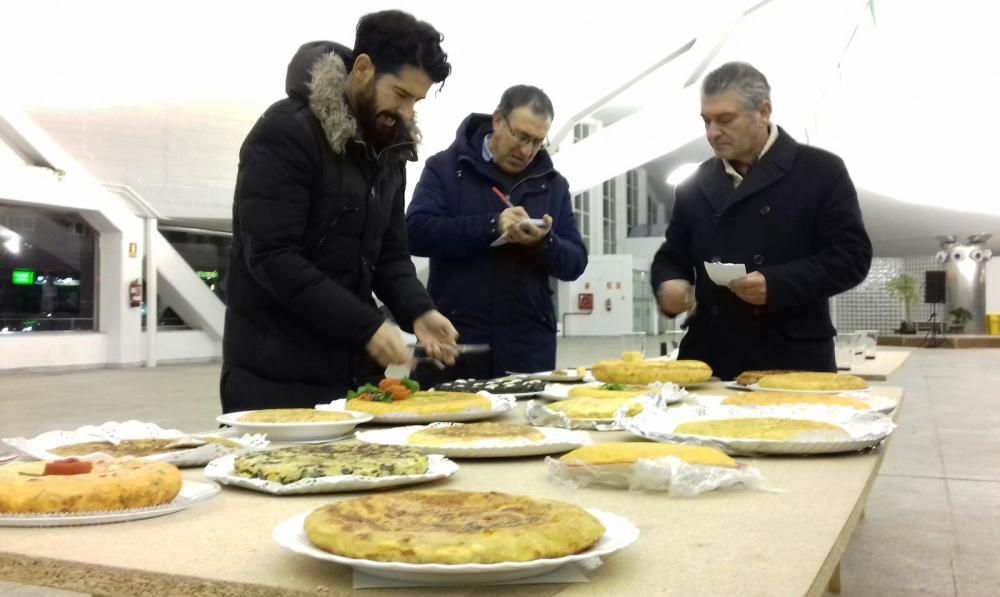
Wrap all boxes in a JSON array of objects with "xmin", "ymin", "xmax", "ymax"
[
  {"xmin": 546, "ymin": 455, "xmax": 775, "ymax": 496},
  {"xmin": 352, "ymin": 563, "xmax": 589, "ymax": 588},
  {"xmin": 490, "ymin": 219, "xmax": 547, "ymax": 247},
  {"xmin": 704, "ymin": 261, "xmax": 747, "ymax": 286}
]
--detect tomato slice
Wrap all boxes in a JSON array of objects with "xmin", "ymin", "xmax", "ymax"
[
  {"xmin": 44, "ymin": 458, "xmax": 93, "ymax": 475},
  {"xmin": 378, "ymin": 378, "xmax": 401, "ymax": 391},
  {"xmin": 387, "ymin": 385, "xmax": 411, "ymax": 401}
]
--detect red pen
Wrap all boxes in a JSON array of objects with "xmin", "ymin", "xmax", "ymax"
[{"xmin": 491, "ymin": 186, "xmax": 514, "ymax": 209}]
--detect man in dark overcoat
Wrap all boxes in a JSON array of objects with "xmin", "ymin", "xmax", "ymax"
[{"xmin": 652, "ymin": 62, "xmax": 872, "ymax": 380}]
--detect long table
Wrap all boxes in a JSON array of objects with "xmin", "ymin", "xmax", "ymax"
[
  {"xmin": 0, "ymin": 384, "xmax": 902, "ymax": 597},
  {"xmin": 848, "ymin": 350, "xmax": 910, "ymax": 381}
]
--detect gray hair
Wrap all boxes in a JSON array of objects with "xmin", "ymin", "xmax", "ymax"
[{"xmin": 701, "ymin": 62, "xmax": 771, "ymax": 111}]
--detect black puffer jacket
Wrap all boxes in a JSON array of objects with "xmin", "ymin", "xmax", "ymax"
[{"xmin": 221, "ymin": 41, "xmax": 435, "ymax": 412}]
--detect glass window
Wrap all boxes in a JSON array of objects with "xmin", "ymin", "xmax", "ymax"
[
  {"xmin": 0, "ymin": 203, "xmax": 97, "ymax": 333},
  {"xmin": 603, "ymin": 180, "xmax": 617, "ymax": 254},
  {"xmin": 146, "ymin": 228, "xmax": 231, "ymax": 330},
  {"xmin": 647, "ymin": 194, "xmax": 658, "ymax": 225},
  {"xmin": 573, "ymin": 191, "xmax": 591, "ymax": 252},
  {"xmin": 159, "ymin": 228, "xmax": 230, "ymax": 303},
  {"xmin": 632, "ymin": 270, "xmax": 655, "ymax": 334},
  {"xmin": 626, "ymin": 170, "xmax": 639, "ymax": 234}
]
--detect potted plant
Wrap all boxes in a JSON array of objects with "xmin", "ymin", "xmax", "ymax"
[
  {"xmin": 886, "ymin": 274, "xmax": 919, "ymax": 334},
  {"xmin": 948, "ymin": 307, "xmax": 972, "ymax": 334}
]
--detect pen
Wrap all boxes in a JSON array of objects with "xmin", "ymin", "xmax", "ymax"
[{"xmin": 491, "ymin": 186, "xmax": 513, "ymax": 209}]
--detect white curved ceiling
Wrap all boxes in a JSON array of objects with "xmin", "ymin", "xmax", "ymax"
[{"xmin": 3, "ymin": 0, "xmax": 998, "ymax": 255}]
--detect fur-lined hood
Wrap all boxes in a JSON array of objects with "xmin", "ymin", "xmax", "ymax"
[{"xmin": 285, "ymin": 41, "xmax": 419, "ymax": 157}]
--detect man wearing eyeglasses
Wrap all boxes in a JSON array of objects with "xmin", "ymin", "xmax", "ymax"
[{"xmin": 406, "ymin": 85, "xmax": 587, "ymax": 382}]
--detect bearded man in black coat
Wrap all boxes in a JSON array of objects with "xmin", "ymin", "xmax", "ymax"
[{"xmin": 221, "ymin": 10, "xmax": 460, "ymax": 412}]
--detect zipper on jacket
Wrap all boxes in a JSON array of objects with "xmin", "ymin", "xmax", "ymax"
[
  {"xmin": 314, "ymin": 138, "xmax": 409, "ymax": 252},
  {"xmin": 315, "ymin": 207, "xmax": 360, "ymax": 250},
  {"xmin": 509, "ymin": 170, "xmax": 554, "ymax": 199}
]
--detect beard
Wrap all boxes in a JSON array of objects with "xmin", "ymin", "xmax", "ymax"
[{"xmin": 356, "ymin": 79, "xmax": 402, "ymax": 149}]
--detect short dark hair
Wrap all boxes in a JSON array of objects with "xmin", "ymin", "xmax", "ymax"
[
  {"xmin": 496, "ymin": 85, "xmax": 554, "ymax": 121},
  {"xmin": 354, "ymin": 10, "xmax": 451, "ymax": 84}
]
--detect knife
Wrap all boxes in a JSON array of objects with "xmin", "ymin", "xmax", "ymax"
[{"xmin": 412, "ymin": 343, "xmax": 491, "ymax": 355}]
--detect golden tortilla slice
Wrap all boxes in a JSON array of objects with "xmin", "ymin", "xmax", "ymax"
[
  {"xmin": 304, "ymin": 490, "xmax": 605, "ymax": 563},
  {"xmin": 407, "ymin": 423, "xmax": 545, "ymax": 446},
  {"xmin": 591, "ymin": 359, "xmax": 712, "ymax": 385},
  {"xmin": 346, "ymin": 391, "xmax": 490, "ymax": 416},
  {"xmin": 238, "ymin": 409, "xmax": 353, "ymax": 423},
  {"xmin": 756, "ymin": 372, "xmax": 868, "ymax": 392},
  {"xmin": 674, "ymin": 418, "xmax": 849, "ymax": 441},
  {"xmin": 560, "ymin": 442, "xmax": 736, "ymax": 468},
  {"xmin": 722, "ymin": 392, "xmax": 870, "ymax": 409},
  {"xmin": 548, "ymin": 397, "xmax": 644, "ymax": 420},
  {"xmin": 0, "ymin": 459, "xmax": 182, "ymax": 514},
  {"xmin": 50, "ymin": 437, "xmax": 240, "ymax": 458},
  {"xmin": 735, "ymin": 370, "xmax": 799, "ymax": 386},
  {"xmin": 567, "ymin": 385, "xmax": 652, "ymax": 400}
]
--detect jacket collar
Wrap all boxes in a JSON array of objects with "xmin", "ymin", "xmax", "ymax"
[
  {"xmin": 697, "ymin": 125, "xmax": 798, "ymax": 213},
  {"xmin": 305, "ymin": 52, "xmax": 420, "ymax": 160}
]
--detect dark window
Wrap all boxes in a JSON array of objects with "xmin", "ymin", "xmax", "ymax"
[{"xmin": 0, "ymin": 203, "xmax": 97, "ymax": 333}]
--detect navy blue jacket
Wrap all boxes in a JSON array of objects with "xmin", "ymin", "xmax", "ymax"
[
  {"xmin": 651, "ymin": 127, "xmax": 872, "ymax": 380},
  {"xmin": 406, "ymin": 114, "xmax": 587, "ymax": 376}
]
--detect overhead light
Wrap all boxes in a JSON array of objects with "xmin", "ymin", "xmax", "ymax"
[
  {"xmin": 3, "ymin": 237, "xmax": 20, "ymax": 254},
  {"xmin": 666, "ymin": 163, "xmax": 699, "ymax": 186}
]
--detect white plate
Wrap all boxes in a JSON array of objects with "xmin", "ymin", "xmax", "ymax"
[
  {"xmin": 3, "ymin": 421, "xmax": 268, "ymax": 468},
  {"xmin": 688, "ymin": 392, "xmax": 897, "ymax": 414},
  {"xmin": 747, "ymin": 383, "xmax": 871, "ymax": 394},
  {"xmin": 523, "ymin": 369, "xmax": 595, "ymax": 383},
  {"xmin": 538, "ymin": 383, "xmax": 580, "ymax": 401},
  {"xmin": 316, "ymin": 393, "xmax": 516, "ymax": 424},
  {"xmin": 723, "ymin": 381, "xmax": 753, "ymax": 392},
  {"xmin": 0, "ymin": 480, "xmax": 220, "ymax": 527},
  {"xmin": 355, "ymin": 424, "xmax": 592, "ymax": 458},
  {"xmin": 216, "ymin": 411, "xmax": 373, "ymax": 442},
  {"xmin": 269, "ymin": 436, "xmax": 355, "ymax": 446},
  {"xmin": 541, "ymin": 382, "xmax": 687, "ymax": 403},
  {"xmin": 273, "ymin": 508, "xmax": 638, "ymax": 585},
  {"xmin": 619, "ymin": 400, "xmax": 895, "ymax": 455},
  {"xmin": 203, "ymin": 453, "xmax": 458, "ymax": 495}
]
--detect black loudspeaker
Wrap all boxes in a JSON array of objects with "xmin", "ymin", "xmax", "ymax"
[{"xmin": 925, "ymin": 271, "xmax": 946, "ymax": 304}]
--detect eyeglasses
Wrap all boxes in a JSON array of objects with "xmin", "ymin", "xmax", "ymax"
[{"xmin": 502, "ymin": 116, "xmax": 550, "ymax": 151}]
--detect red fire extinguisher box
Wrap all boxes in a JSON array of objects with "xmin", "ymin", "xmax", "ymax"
[{"xmin": 128, "ymin": 279, "xmax": 143, "ymax": 308}]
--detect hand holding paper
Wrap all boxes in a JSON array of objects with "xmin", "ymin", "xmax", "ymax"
[
  {"xmin": 729, "ymin": 271, "xmax": 768, "ymax": 306},
  {"xmin": 703, "ymin": 261, "xmax": 747, "ymax": 286}
]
